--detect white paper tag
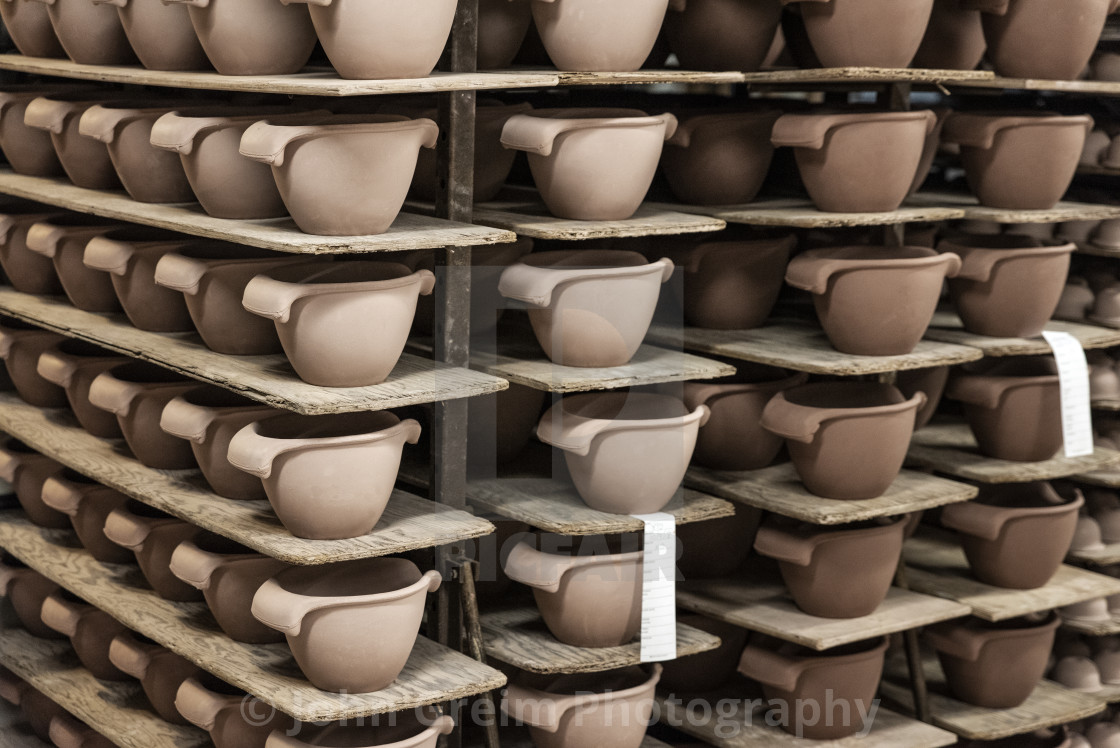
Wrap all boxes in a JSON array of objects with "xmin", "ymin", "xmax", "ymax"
[
  {"xmin": 1042, "ymin": 331, "xmax": 1094, "ymax": 458},
  {"xmin": 632, "ymin": 512, "xmax": 677, "ymax": 663}
]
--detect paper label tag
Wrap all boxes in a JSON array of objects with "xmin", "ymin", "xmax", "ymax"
[
  {"xmin": 1042, "ymin": 330, "xmax": 1094, "ymax": 458},
  {"xmin": 632, "ymin": 512, "xmax": 677, "ymax": 663}
]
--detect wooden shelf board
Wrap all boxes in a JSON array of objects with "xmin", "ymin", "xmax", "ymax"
[
  {"xmin": 907, "ymin": 421, "xmax": 1120, "ymax": 484},
  {"xmin": 910, "ymin": 192, "xmax": 1120, "ymax": 223},
  {"xmin": 1074, "ymin": 467, "xmax": 1120, "ymax": 489},
  {"xmin": 1095, "ymin": 399, "xmax": 1120, "ymax": 412},
  {"xmin": 0, "ymin": 170, "xmax": 514, "ymax": 253},
  {"xmin": 675, "ymin": 576, "xmax": 970, "ymax": 651},
  {"xmin": 1061, "ymin": 614, "xmax": 1120, "ymax": 637},
  {"xmin": 951, "ymin": 75, "xmax": 1120, "ymax": 96},
  {"xmin": 645, "ymin": 321, "xmax": 983, "ymax": 377},
  {"xmin": 0, "ymin": 628, "xmax": 208, "ymax": 748},
  {"xmin": 0, "ymin": 396, "xmax": 492, "ymax": 565},
  {"xmin": 924, "ymin": 313, "xmax": 1120, "ymax": 356},
  {"xmin": 0, "ymin": 289, "xmax": 507, "ymax": 416},
  {"xmin": 903, "ymin": 532, "xmax": 1120, "ymax": 622},
  {"xmin": 551, "ymin": 69, "xmax": 748, "ymax": 86},
  {"xmin": 742, "ymin": 66, "xmax": 995, "ymax": 85},
  {"xmin": 1093, "ymin": 683, "xmax": 1120, "ymax": 704},
  {"xmin": 480, "ymin": 605, "xmax": 720, "ymax": 674},
  {"xmin": 645, "ymin": 198, "xmax": 966, "ymax": 228},
  {"xmin": 686, "ymin": 463, "xmax": 978, "ymax": 526},
  {"xmin": 0, "ymin": 514, "xmax": 507, "ymax": 723},
  {"xmin": 1067, "ymin": 539, "xmax": 1120, "ymax": 566}
]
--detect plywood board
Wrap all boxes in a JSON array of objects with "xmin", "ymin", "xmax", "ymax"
[
  {"xmin": 911, "ymin": 192, "xmax": 1120, "ymax": 223},
  {"xmin": 951, "ymin": 75, "xmax": 1120, "ymax": 96},
  {"xmin": 0, "ymin": 514, "xmax": 507, "ymax": 723},
  {"xmin": 923, "ymin": 313, "xmax": 1120, "ymax": 355},
  {"xmin": 1061, "ymin": 614, "xmax": 1120, "ymax": 637},
  {"xmin": 0, "ymin": 289, "xmax": 507, "ymax": 415},
  {"xmin": 685, "ymin": 463, "xmax": 978, "ymax": 525},
  {"xmin": 645, "ymin": 198, "xmax": 966, "ymax": 228},
  {"xmin": 0, "ymin": 395, "xmax": 492, "ymax": 565},
  {"xmin": 1067, "ymin": 539, "xmax": 1120, "ymax": 567},
  {"xmin": 742, "ymin": 67, "xmax": 995, "ymax": 84},
  {"xmin": 1075, "ymin": 467, "xmax": 1120, "ymax": 489},
  {"xmin": 452, "ymin": 200, "xmax": 727, "ymax": 240},
  {"xmin": 1095, "ymin": 399, "xmax": 1120, "ymax": 411}
]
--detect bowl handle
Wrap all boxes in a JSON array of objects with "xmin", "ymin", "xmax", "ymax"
[
  {"xmin": 40, "ymin": 476, "xmax": 83, "ymax": 515},
  {"xmin": 39, "ymin": 592, "xmax": 85, "ymax": 637},
  {"xmin": 784, "ymin": 256, "xmax": 852, "ymax": 295},
  {"xmin": 49, "ymin": 716, "xmax": 91, "ymax": 748},
  {"xmin": 175, "ymin": 677, "xmax": 235, "ymax": 731},
  {"xmin": 78, "ymin": 105, "xmax": 148, "ymax": 145},
  {"xmin": 22, "ymin": 98, "xmax": 69, "ymax": 135},
  {"xmin": 158, "ymin": 397, "xmax": 219, "ymax": 445},
  {"xmin": 0, "ymin": 444, "xmax": 24, "ymax": 483},
  {"xmin": 771, "ymin": 112, "xmax": 848, "ymax": 150},
  {"xmin": 226, "ymin": 421, "xmax": 302, "ymax": 480},
  {"xmin": 168, "ymin": 541, "xmax": 226, "ymax": 591},
  {"xmin": 241, "ymin": 275, "xmax": 313, "ymax": 324},
  {"xmin": 36, "ymin": 351, "xmax": 77, "ymax": 387},
  {"xmin": 758, "ymin": 393, "xmax": 824, "ymax": 444},
  {"xmin": 102, "ymin": 509, "xmax": 154, "ymax": 552},
  {"xmin": 500, "ymin": 113, "xmax": 674, "ymax": 157},
  {"xmin": 501, "ymin": 541, "xmax": 583, "ymax": 594},
  {"xmin": 737, "ymin": 645, "xmax": 811, "ymax": 692},
  {"xmin": 153, "ymin": 253, "xmax": 209, "ymax": 295},
  {"xmin": 0, "ymin": 669, "xmax": 24, "ymax": 705},
  {"xmin": 0, "ymin": 562, "xmax": 22, "ymax": 597},
  {"xmin": 164, "ymin": 0, "xmax": 210, "ymax": 6},
  {"xmin": 149, "ymin": 112, "xmax": 230, "ymax": 155},
  {"xmin": 108, "ymin": 634, "xmax": 157, "ymax": 678},
  {"xmin": 942, "ymin": 488, "xmax": 1084, "ymax": 540},
  {"xmin": 924, "ymin": 624, "xmax": 986, "ymax": 662},
  {"xmin": 250, "ymin": 578, "xmax": 334, "ymax": 637},
  {"xmin": 0, "ymin": 214, "xmax": 18, "ymax": 245},
  {"xmin": 83, "ymin": 236, "xmax": 136, "ymax": 277},
  {"xmin": 87, "ymin": 372, "xmax": 143, "ymax": 418},
  {"xmin": 752, "ymin": 523, "xmax": 817, "ymax": 567}
]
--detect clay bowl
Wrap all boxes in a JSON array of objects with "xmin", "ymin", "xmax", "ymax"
[
  {"xmin": 39, "ymin": 589, "xmax": 129, "ymax": 680},
  {"xmin": 538, "ymin": 392, "xmax": 707, "ymax": 514},
  {"xmin": 942, "ymin": 113, "xmax": 1092, "ymax": 210},
  {"xmin": 529, "ymin": 0, "xmax": 670, "ymax": 71},
  {"xmin": 0, "ymin": 561, "xmax": 63, "ymax": 638},
  {"xmin": 1053, "ymin": 656, "xmax": 1103, "ymax": 693},
  {"xmin": 49, "ymin": 715, "xmax": 116, "ymax": 748},
  {"xmin": 1072, "ymin": 513, "xmax": 1105, "ymax": 554},
  {"xmin": 664, "ymin": 0, "xmax": 783, "ymax": 71},
  {"xmin": 108, "ymin": 632, "xmax": 203, "ymax": 724},
  {"xmin": 945, "ymin": 356, "xmax": 1062, "ymax": 462},
  {"xmin": 739, "ymin": 636, "xmax": 889, "ymax": 740},
  {"xmin": 82, "ymin": 226, "xmax": 197, "ymax": 332},
  {"xmin": 238, "ymin": 115, "xmax": 439, "ymax": 236},
  {"xmin": 499, "ymin": 250, "xmax": 673, "ymax": 367},
  {"xmin": 941, "ymin": 234, "xmax": 1075, "ymax": 338},
  {"xmin": 268, "ymin": 714, "xmax": 453, "ymax": 748},
  {"xmin": 22, "ymin": 93, "xmax": 133, "ymax": 190},
  {"xmin": 36, "ymin": 339, "xmax": 128, "ymax": 437},
  {"xmin": 1097, "ymin": 219, "xmax": 1120, "ymax": 251},
  {"xmin": 102, "ymin": 501, "xmax": 207, "ymax": 601},
  {"xmin": 912, "ymin": 0, "xmax": 986, "ymax": 69},
  {"xmin": 897, "ymin": 365, "xmax": 951, "ymax": 429},
  {"xmin": 926, "ymin": 613, "xmax": 1060, "ymax": 707},
  {"xmin": 227, "ymin": 411, "xmax": 421, "ymax": 540},
  {"xmin": 786, "ymin": 245, "xmax": 962, "ymax": 355},
  {"xmin": 0, "ymin": 320, "xmax": 67, "ymax": 406},
  {"xmin": 32, "ymin": 0, "xmax": 135, "ymax": 64},
  {"xmin": 504, "ymin": 535, "xmax": 643, "ymax": 648},
  {"xmin": 25, "ymin": 216, "xmax": 128, "ymax": 312},
  {"xmin": 0, "ymin": 0, "xmax": 64, "ymax": 57},
  {"xmin": 783, "ymin": 0, "xmax": 934, "ymax": 67},
  {"xmin": 966, "ymin": 0, "xmax": 1111, "ymax": 80},
  {"xmin": 501, "ymin": 109, "xmax": 678, "ymax": 220},
  {"xmin": 160, "ymin": 388, "xmax": 282, "ymax": 500},
  {"xmin": 755, "ymin": 516, "xmax": 907, "ymax": 618},
  {"xmin": 684, "ymin": 367, "xmax": 807, "ymax": 470},
  {"xmin": 1086, "ymin": 129, "xmax": 1113, "ymax": 166},
  {"xmin": 92, "ymin": 0, "xmax": 208, "ymax": 71},
  {"xmin": 240, "ymin": 261, "xmax": 435, "ymax": 387},
  {"xmin": 153, "ymin": 243, "xmax": 304, "ymax": 355},
  {"xmin": 677, "ymin": 507, "xmax": 762, "ymax": 579},
  {"xmin": 1056, "ymin": 279, "xmax": 1096, "ymax": 322},
  {"xmin": 40, "ymin": 469, "xmax": 132, "ymax": 563},
  {"xmin": 0, "ymin": 86, "xmax": 71, "ymax": 177},
  {"xmin": 1093, "ymin": 286, "xmax": 1120, "ymax": 330},
  {"xmin": 504, "ymin": 666, "xmax": 661, "ymax": 748},
  {"xmin": 176, "ymin": 676, "xmax": 293, "ymax": 748},
  {"xmin": 660, "ymin": 615, "xmax": 748, "ymax": 693},
  {"xmin": 761, "ymin": 382, "xmax": 925, "ymax": 499},
  {"xmin": 0, "ymin": 204, "xmax": 68, "ymax": 294},
  {"xmin": 251, "ymin": 558, "xmax": 440, "ymax": 693},
  {"xmin": 662, "ymin": 112, "xmax": 781, "ymax": 206},
  {"xmin": 0, "ymin": 672, "xmax": 66, "ymax": 742},
  {"xmin": 942, "ymin": 482, "xmax": 1082, "ymax": 588},
  {"xmin": 163, "ymin": 0, "xmax": 316, "ymax": 76},
  {"xmin": 772, "ymin": 110, "xmax": 936, "ymax": 213},
  {"xmin": 169, "ymin": 535, "xmax": 290, "ymax": 643},
  {"xmin": 0, "ymin": 437, "xmax": 68, "ymax": 528},
  {"xmin": 466, "ymin": 383, "xmax": 547, "ymax": 473},
  {"xmin": 88, "ymin": 362, "xmax": 202, "ymax": 470},
  {"xmin": 478, "ymin": 0, "xmax": 532, "ymax": 69}
]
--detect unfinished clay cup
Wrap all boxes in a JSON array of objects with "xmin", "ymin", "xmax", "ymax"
[
  {"xmin": 227, "ymin": 411, "xmax": 421, "ymax": 540},
  {"xmin": 529, "ymin": 0, "xmax": 670, "ymax": 71},
  {"xmin": 787, "ymin": 245, "xmax": 962, "ymax": 355},
  {"xmin": 662, "ymin": 112, "xmax": 781, "ymax": 206},
  {"xmin": 1090, "ymin": 353, "xmax": 1120, "ymax": 400},
  {"xmin": 664, "ymin": 0, "xmax": 783, "ymax": 71},
  {"xmin": 684, "ymin": 368, "xmax": 808, "ymax": 470},
  {"xmin": 1098, "ymin": 651, "xmax": 1120, "ymax": 685},
  {"xmin": 660, "ymin": 616, "xmax": 748, "ymax": 693},
  {"xmin": 102, "ymin": 502, "xmax": 207, "ymax": 601},
  {"xmin": 88, "ymin": 362, "xmax": 201, "ymax": 469},
  {"xmin": 29, "ymin": 0, "xmax": 135, "ymax": 64},
  {"xmin": 504, "ymin": 666, "xmax": 661, "ymax": 748},
  {"xmin": 761, "ymin": 382, "xmax": 925, "ymax": 499},
  {"xmin": 478, "ymin": 0, "xmax": 532, "ymax": 68},
  {"xmin": 677, "ymin": 507, "xmax": 762, "ymax": 578},
  {"xmin": 499, "ymin": 250, "xmax": 673, "ymax": 367},
  {"xmin": 1073, "ymin": 514, "xmax": 1105, "ymax": 553},
  {"xmin": 40, "ymin": 469, "xmax": 132, "ymax": 563},
  {"xmin": 1091, "ymin": 286, "xmax": 1120, "ymax": 329},
  {"xmin": 943, "ymin": 113, "xmax": 1092, "ymax": 210},
  {"xmin": 0, "ymin": 0, "xmax": 64, "ymax": 57},
  {"xmin": 1056, "ymin": 279, "xmax": 1096, "ymax": 322},
  {"xmin": 0, "ymin": 437, "xmax": 68, "ymax": 528},
  {"xmin": 782, "ymin": 0, "xmax": 934, "ymax": 67},
  {"xmin": 1053, "ymin": 656, "xmax": 1102, "ymax": 692},
  {"xmin": 241, "ymin": 261, "xmax": 434, "ymax": 387},
  {"xmin": 176, "ymin": 677, "xmax": 293, "ymax": 748},
  {"xmin": 0, "ymin": 561, "xmax": 63, "ymax": 638},
  {"xmin": 772, "ymin": 110, "xmax": 937, "ymax": 213},
  {"xmin": 0, "ymin": 320, "xmax": 67, "ymax": 406},
  {"xmin": 0, "ymin": 673, "xmax": 66, "ymax": 741},
  {"xmin": 251, "ymin": 558, "xmax": 441, "ymax": 693},
  {"xmin": 108, "ymin": 633, "xmax": 202, "ymax": 724},
  {"xmin": 912, "ymin": 0, "xmax": 986, "ymax": 69},
  {"xmin": 466, "ymin": 383, "xmax": 547, "ymax": 471},
  {"xmin": 264, "ymin": 710, "xmax": 452, "ymax": 748},
  {"xmin": 49, "ymin": 715, "xmax": 116, "ymax": 748},
  {"xmin": 239, "ymin": 115, "xmax": 439, "ymax": 235},
  {"xmin": 501, "ymin": 109, "xmax": 678, "ymax": 220},
  {"xmin": 941, "ymin": 234, "xmax": 1075, "ymax": 338},
  {"xmin": 946, "ymin": 356, "xmax": 1062, "ymax": 461},
  {"xmin": 941, "ymin": 482, "xmax": 1082, "ymax": 588},
  {"xmin": 0, "ymin": 87, "xmax": 72, "ymax": 177},
  {"xmin": 505, "ymin": 536, "xmax": 643, "ymax": 648},
  {"xmin": 39, "ymin": 590, "xmax": 129, "ymax": 680},
  {"xmin": 1097, "ymin": 219, "xmax": 1120, "ymax": 250},
  {"xmin": 163, "ymin": 0, "xmax": 316, "ymax": 76},
  {"xmin": 926, "ymin": 613, "xmax": 1060, "ymax": 707},
  {"xmin": 1086, "ymin": 129, "xmax": 1113, "ymax": 166},
  {"xmin": 82, "ymin": 227, "xmax": 196, "ymax": 332},
  {"xmin": 160, "ymin": 388, "xmax": 281, "ymax": 500},
  {"xmin": 897, "ymin": 365, "xmax": 951, "ymax": 429},
  {"xmin": 738, "ymin": 637, "xmax": 889, "ymax": 740},
  {"xmin": 36, "ymin": 339, "xmax": 128, "ymax": 437},
  {"xmin": 754, "ymin": 516, "xmax": 907, "ymax": 618},
  {"xmin": 0, "ymin": 205, "xmax": 67, "ymax": 294},
  {"xmin": 169, "ymin": 536, "xmax": 290, "ymax": 643},
  {"xmin": 23, "ymin": 94, "xmax": 128, "ymax": 190},
  {"xmin": 89, "ymin": 0, "xmax": 208, "ymax": 71},
  {"xmin": 26, "ymin": 215, "xmax": 126, "ymax": 311}
]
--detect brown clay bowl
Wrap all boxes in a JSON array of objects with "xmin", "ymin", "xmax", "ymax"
[
  {"xmin": 0, "ymin": 320, "xmax": 68, "ymax": 407},
  {"xmin": 0, "ymin": 436, "xmax": 68, "ymax": 528},
  {"xmin": 102, "ymin": 501, "xmax": 207, "ymax": 602},
  {"xmin": 40, "ymin": 469, "xmax": 133, "ymax": 564},
  {"xmin": 36, "ymin": 338, "xmax": 129, "ymax": 437}
]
